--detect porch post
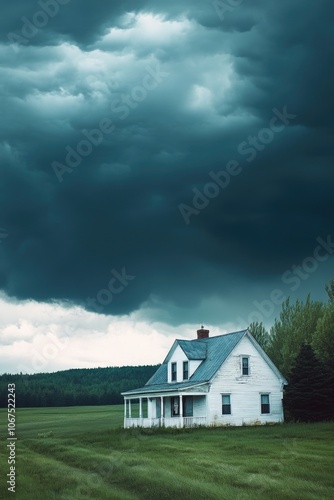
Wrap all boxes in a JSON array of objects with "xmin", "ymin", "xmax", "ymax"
[
  {"xmin": 160, "ymin": 396, "xmax": 164, "ymax": 426},
  {"xmin": 129, "ymin": 399, "xmax": 132, "ymax": 418},
  {"xmin": 180, "ymin": 394, "xmax": 183, "ymax": 428},
  {"xmin": 147, "ymin": 398, "xmax": 151, "ymax": 419},
  {"xmin": 124, "ymin": 398, "xmax": 127, "ymax": 428},
  {"xmin": 139, "ymin": 397, "xmax": 143, "ymax": 425}
]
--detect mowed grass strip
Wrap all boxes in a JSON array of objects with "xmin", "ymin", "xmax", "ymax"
[{"xmin": 0, "ymin": 406, "xmax": 333, "ymax": 499}]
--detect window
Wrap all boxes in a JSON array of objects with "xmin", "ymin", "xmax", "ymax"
[
  {"xmin": 261, "ymin": 394, "xmax": 270, "ymax": 414},
  {"xmin": 171, "ymin": 396, "xmax": 180, "ymax": 416},
  {"xmin": 183, "ymin": 396, "xmax": 193, "ymax": 417},
  {"xmin": 242, "ymin": 356, "xmax": 249, "ymax": 375},
  {"xmin": 171, "ymin": 362, "xmax": 177, "ymax": 382},
  {"xmin": 183, "ymin": 361, "xmax": 189, "ymax": 380},
  {"xmin": 222, "ymin": 394, "xmax": 231, "ymax": 415}
]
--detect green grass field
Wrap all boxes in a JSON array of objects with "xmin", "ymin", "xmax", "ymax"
[{"xmin": 0, "ymin": 406, "xmax": 333, "ymax": 499}]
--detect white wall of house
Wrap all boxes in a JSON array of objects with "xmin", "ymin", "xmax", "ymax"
[
  {"xmin": 189, "ymin": 360, "xmax": 202, "ymax": 377},
  {"xmin": 193, "ymin": 395, "xmax": 206, "ymax": 417},
  {"xmin": 207, "ymin": 335, "xmax": 284, "ymax": 425}
]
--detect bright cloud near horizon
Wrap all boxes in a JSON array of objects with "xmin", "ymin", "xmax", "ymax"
[{"xmin": 0, "ymin": 0, "xmax": 333, "ymax": 374}]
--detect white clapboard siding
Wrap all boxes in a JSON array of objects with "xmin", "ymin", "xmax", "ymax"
[
  {"xmin": 193, "ymin": 395, "xmax": 206, "ymax": 417},
  {"xmin": 207, "ymin": 335, "xmax": 284, "ymax": 425},
  {"xmin": 189, "ymin": 360, "xmax": 202, "ymax": 378}
]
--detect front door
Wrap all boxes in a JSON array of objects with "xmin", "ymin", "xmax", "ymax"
[
  {"xmin": 171, "ymin": 396, "xmax": 180, "ymax": 416},
  {"xmin": 183, "ymin": 396, "xmax": 193, "ymax": 417}
]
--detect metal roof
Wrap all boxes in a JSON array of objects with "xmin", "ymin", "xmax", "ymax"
[
  {"xmin": 123, "ymin": 330, "xmax": 249, "ymax": 396},
  {"xmin": 178, "ymin": 340, "xmax": 207, "ymax": 360},
  {"xmin": 145, "ymin": 363, "xmax": 167, "ymax": 385}
]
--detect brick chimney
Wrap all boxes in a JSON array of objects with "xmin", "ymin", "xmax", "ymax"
[{"xmin": 197, "ymin": 326, "xmax": 209, "ymax": 339}]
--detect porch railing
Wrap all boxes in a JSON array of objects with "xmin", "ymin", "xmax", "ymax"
[
  {"xmin": 125, "ymin": 416, "xmax": 207, "ymax": 428},
  {"xmin": 183, "ymin": 416, "xmax": 207, "ymax": 427},
  {"xmin": 125, "ymin": 417, "xmax": 161, "ymax": 428}
]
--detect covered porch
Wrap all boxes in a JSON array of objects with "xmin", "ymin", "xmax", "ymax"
[{"xmin": 123, "ymin": 391, "xmax": 208, "ymax": 428}]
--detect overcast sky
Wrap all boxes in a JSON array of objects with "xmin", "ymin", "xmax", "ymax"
[{"xmin": 0, "ymin": 0, "xmax": 333, "ymax": 374}]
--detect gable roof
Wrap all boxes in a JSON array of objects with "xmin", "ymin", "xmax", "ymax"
[
  {"xmin": 163, "ymin": 339, "xmax": 207, "ymax": 363},
  {"xmin": 178, "ymin": 340, "xmax": 207, "ymax": 360},
  {"xmin": 122, "ymin": 329, "xmax": 287, "ymax": 396},
  {"xmin": 145, "ymin": 363, "xmax": 167, "ymax": 385}
]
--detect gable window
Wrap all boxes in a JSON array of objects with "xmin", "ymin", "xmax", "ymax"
[
  {"xmin": 222, "ymin": 394, "xmax": 231, "ymax": 415},
  {"xmin": 242, "ymin": 356, "xmax": 249, "ymax": 376},
  {"xmin": 171, "ymin": 396, "xmax": 180, "ymax": 416},
  {"xmin": 261, "ymin": 394, "xmax": 270, "ymax": 414},
  {"xmin": 171, "ymin": 362, "xmax": 177, "ymax": 382},
  {"xmin": 183, "ymin": 361, "xmax": 189, "ymax": 380}
]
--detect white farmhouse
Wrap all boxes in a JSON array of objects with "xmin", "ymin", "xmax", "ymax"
[{"xmin": 122, "ymin": 327, "xmax": 287, "ymax": 428}]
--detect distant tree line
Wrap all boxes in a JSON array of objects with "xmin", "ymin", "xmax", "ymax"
[
  {"xmin": 249, "ymin": 279, "xmax": 334, "ymax": 423},
  {"xmin": 0, "ymin": 365, "xmax": 158, "ymax": 408}
]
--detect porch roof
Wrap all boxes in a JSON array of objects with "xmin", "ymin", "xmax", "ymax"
[{"xmin": 122, "ymin": 381, "xmax": 208, "ymax": 396}]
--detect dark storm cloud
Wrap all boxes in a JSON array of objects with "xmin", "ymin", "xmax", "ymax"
[{"xmin": 0, "ymin": 0, "xmax": 333, "ymax": 324}]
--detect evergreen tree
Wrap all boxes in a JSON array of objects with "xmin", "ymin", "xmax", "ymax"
[{"xmin": 285, "ymin": 344, "xmax": 331, "ymax": 422}]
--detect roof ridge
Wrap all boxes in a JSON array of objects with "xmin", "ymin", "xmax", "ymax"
[
  {"xmin": 175, "ymin": 329, "xmax": 248, "ymax": 343},
  {"xmin": 190, "ymin": 329, "xmax": 247, "ymax": 342}
]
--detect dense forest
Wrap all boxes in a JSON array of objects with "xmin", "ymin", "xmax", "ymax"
[
  {"xmin": 0, "ymin": 365, "xmax": 158, "ymax": 408},
  {"xmin": 248, "ymin": 279, "xmax": 334, "ymax": 422}
]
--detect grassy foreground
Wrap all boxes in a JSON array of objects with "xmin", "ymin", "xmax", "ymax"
[{"xmin": 0, "ymin": 406, "xmax": 333, "ymax": 499}]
